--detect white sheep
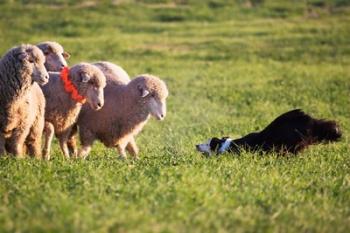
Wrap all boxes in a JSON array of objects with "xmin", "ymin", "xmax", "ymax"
[
  {"xmin": 0, "ymin": 44, "xmax": 49, "ymax": 158},
  {"xmin": 41, "ymin": 63, "xmax": 106, "ymax": 160},
  {"xmin": 76, "ymin": 74, "xmax": 169, "ymax": 159},
  {"xmin": 37, "ymin": 41, "xmax": 70, "ymax": 72}
]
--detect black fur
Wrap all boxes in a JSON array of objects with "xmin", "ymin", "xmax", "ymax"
[
  {"xmin": 209, "ymin": 137, "xmax": 222, "ymax": 151},
  {"xmin": 217, "ymin": 109, "xmax": 341, "ymax": 155}
]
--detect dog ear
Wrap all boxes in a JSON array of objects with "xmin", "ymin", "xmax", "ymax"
[{"xmin": 209, "ymin": 137, "xmax": 221, "ymax": 151}]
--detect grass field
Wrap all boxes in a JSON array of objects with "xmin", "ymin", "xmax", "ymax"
[{"xmin": 0, "ymin": 0, "xmax": 349, "ymax": 232}]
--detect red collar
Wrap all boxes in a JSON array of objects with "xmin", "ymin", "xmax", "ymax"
[{"xmin": 60, "ymin": 67, "xmax": 86, "ymax": 104}]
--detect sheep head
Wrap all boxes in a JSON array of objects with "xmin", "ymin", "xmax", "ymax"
[
  {"xmin": 15, "ymin": 44, "xmax": 49, "ymax": 86},
  {"xmin": 134, "ymin": 74, "xmax": 169, "ymax": 121},
  {"xmin": 69, "ymin": 63, "xmax": 106, "ymax": 110},
  {"xmin": 37, "ymin": 41, "xmax": 70, "ymax": 72}
]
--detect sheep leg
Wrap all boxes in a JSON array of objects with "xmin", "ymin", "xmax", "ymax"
[
  {"xmin": 43, "ymin": 122, "xmax": 55, "ymax": 160},
  {"xmin": 126, "ymin": 137, "xmax": 139, "ymax": 159},
  {"xmin": 0, "ymin": 134, "xmax": 5, "ymax": 156},
  {"xmin": 78, "ymin": 128, "xmax": 95, "ymax": 159},
  {"xmin": 26, "ymin": 119, "xmax": 45, "ymax": 159},
  {"xmin": 67, "ymin": 136, "xmax": 78, "ymax": 158},
  {"xmin": 6, "ymin": 123, "xmax": 31, "ymax": 158},
  {"xmin": 116, "ymin": 139, "xmax": 129, "ymax": 160},
  {"xmin": 6, "ymin": 131, "xmax": 27, "ymax": 158},
  {"xmin": 78, "ymin": 145, "xmax": 92, "ymax": 159},
  {"xmin": 67, "ymin": 124, "xmax": 78, "ymax": 158},
  {"xmin": 58, "ymin": 135, "xmax": 70, "ymax": 159},
  {"xmin": 116, "ymin": 145, "xmax": 127, "ymax": 160}
]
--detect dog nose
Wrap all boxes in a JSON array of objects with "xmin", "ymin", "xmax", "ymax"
[{"xmin": 97, "ymin": 102, "xmax": 102, "ymax": 108}]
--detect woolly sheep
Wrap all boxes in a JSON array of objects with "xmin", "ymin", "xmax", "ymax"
[
  {"xmin": 76, "ymin": 74, "xmax": 169, "ymax": 159},
  {"xmin": 42, "ymin": 63, "xmax": 106, "ymax": 159},
  {"xmin": 0, "ymin": 44, "xmax": 49, "ymax": 158},
  {"xmin": 65, "ymin": 61, "xmax": 131, "ymax": 155},
  {"xmin": 37, "ymin": 41, "xmax": 70, "ymax": 72}
]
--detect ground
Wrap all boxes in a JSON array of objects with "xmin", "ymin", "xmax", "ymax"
[{"xmin": 0, "ymin": 0, "xmax": 349, "ymax": 232}]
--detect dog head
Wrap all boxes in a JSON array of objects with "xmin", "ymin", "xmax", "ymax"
[{"xmin": 196, "ymin": 137, "xmax": 237, "ymax": 156}]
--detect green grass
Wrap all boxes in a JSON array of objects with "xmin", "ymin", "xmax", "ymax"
[{"xmin": 0, "ymin": 0, "xmax": 349, "ymax": 232}]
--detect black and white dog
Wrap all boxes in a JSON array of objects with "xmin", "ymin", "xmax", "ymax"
[{"xmin": 196, "ymin": 109, "xmax": 342, "ymax": 156}]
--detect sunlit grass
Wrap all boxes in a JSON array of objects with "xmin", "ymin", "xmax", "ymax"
[{"xmin": 0, "ymin": 1, "xmax": 349, "ymax": 232}]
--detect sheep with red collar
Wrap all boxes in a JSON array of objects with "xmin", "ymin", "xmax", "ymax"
[
  {"xmin": 42, "ymin": 63, "xmax": 106, "ymax": 160},
  {"xmin": 65, "ymin": 61, "xmax": 131, "ymax": 155}
]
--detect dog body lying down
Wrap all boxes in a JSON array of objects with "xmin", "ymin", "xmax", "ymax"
[{"xmin": 196, "ymin": 109, "xmax": 341, "ymax": 156}]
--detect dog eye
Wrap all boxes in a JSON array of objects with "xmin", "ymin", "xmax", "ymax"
[{"xmin": 28, "ymin": 58, "xmax": 34, "ymax": 63}]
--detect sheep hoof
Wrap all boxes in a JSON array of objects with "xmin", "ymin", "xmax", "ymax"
[
  {"xmin": 34, "ymin": 155, "xmax": 42, "ymax": 160},
  {"xmin": 118, "ymin": 155, "xmax": 127, "ymax": 160}
]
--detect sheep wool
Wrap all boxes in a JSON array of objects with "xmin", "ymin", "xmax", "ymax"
[
  {"xmin": 42, "ymin": 63, "xmax": 106, "ymax": 159},
  {"xmin": 93, "ymin": 61, "xmax": 130, "ymax": 85},
  {"xmin": 37, "ymin": 41, "xmax": 70, "ymax": 72},
  {"xmin": 77, "ymin": 74, "xmax": 169, "ymax": 159},
  {"xmin": 0, "ymin": 44, "xmax": 48, "ymax": 157},
  {"xmin": 66, "ymin": 61, "xmax": 131, "ymax": 155}
]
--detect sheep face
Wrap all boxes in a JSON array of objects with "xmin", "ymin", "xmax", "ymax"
[
  {"xmin": 137, "ymin": 77, "xmax": 168, "ymax": 121},
  {"xmin": 18, "ymin": 46, "xmax": 49, "ymax": 85},
  {"xmin": 37, "ymin": 42, "xmax": 70, "ymax": 71},
  {"xmin": 70, "ymin": 64, "xmax": 106, "ymax": 110},
  {"xmin": 147, "ymin": 96, "xmax": 167, "ymax": 121},
  {"xmin": 85, "ymin": 83, "xmax": 105, "ymax": 111}
]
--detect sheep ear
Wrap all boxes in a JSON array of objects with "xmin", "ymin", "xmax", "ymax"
[
  {"xmin": 138, "ymin": 85, "xmax": 150, "ymax": 98},
  {"xmin": 141, "ymin": 89, "xmax": 149, "ymax": 97},
  {"xmin": 41, "ymin": 45, "xmax": 52, "ymax": 55},
  {"xmin": 17, "ymin": 52, "xmax": 28, "ymax": 61},
  {"xmin": 63, "ymin": 51, "xmax": 70, "ymax": 59},
  {"xmin": 80, "ymin": 72, "xmax": 91, "ymax": 83}
]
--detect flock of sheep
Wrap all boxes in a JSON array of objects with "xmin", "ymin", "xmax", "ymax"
[{"xmin": 0, "ymin": 42, "xmax": 169, "ymax": 160}]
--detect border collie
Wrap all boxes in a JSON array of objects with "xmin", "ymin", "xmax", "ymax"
[{"xmin": 196, "ymin": 109, "xmax": 341, "ymax": 156}]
